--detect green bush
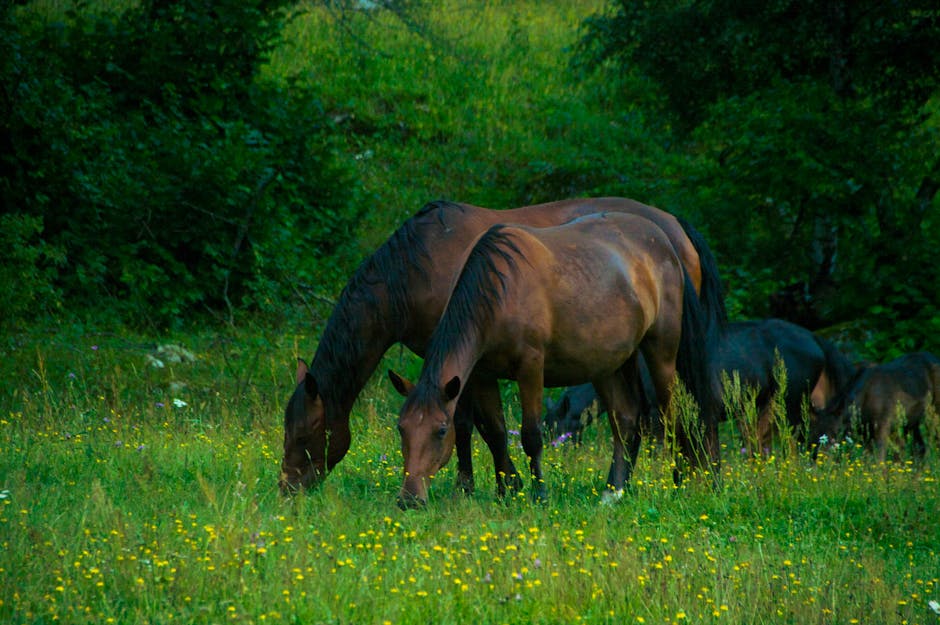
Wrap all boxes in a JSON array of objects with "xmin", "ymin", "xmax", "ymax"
[
  {"xmin": 0, "ymin": 1, "xmax": 360, "ymax": 328},
  {"xmin": 574, "ymin": 1, "xmax": 940, "ymax": 353},
  {"xmin": 0, "ymin": 213, "xmax": 63, "ymax": 329}
]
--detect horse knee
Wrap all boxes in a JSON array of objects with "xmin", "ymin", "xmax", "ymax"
[{"xmin": 521, "ymin": 427, "xmax": 543, "ymax": 458}]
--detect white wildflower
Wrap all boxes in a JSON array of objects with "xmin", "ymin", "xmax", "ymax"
[{"xmin": 172, "ymin": 398, "xmax": 188, "ymax": 408}]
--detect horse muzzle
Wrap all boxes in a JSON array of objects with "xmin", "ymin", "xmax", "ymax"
[{"xmin": 397, "ymin": 474, "xmax": 429, "ymax": 509}]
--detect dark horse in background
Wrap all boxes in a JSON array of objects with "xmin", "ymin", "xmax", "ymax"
[
  {"xmin": 543, "ymin": 383, "xmax": 609, "ymax": 444},
  {"xmin": 543, "ymin": 355, "xmax": 660, "ymax": 444},
  {"xmin": 387, "ymin": 212, "xmax": 721, "ymax": 507},
  {"xmin": 715, "ymin": 318, "xmax": 856, "ymax": 453},
  {"xmin": 811, "ymin": 352, "xmax": 940, "ymax": 462},
  {"xmin": 280, "ymin": 197, "xmax": 727, "ymax": 497},
  {"xmin": 544, "ymin": 318, "xmax": 855, "ymax": 454}
]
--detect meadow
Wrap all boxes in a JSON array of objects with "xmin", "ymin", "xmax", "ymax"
[
  {"xmin": 1, "ymin": 325, "xmax": 939, "ymax": 624},
  {"xmin": 3, "ymin": 2, "xmax": 939, "ymax": 624}
]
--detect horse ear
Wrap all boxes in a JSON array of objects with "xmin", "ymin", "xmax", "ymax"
[
  {"xmin": 443, "ymin": 376, "xmax": 462, "ymax": 402},
  {"xmin": 387, "ymin": 370, "xmax": 415, "ymax": 398},
  {"xmin": 304, "ymin": 372, "xmax": 319, "ymax": 399},
  {"xmin": 295, "ymin": 358, "xmax": 309, "ymax": 385}
]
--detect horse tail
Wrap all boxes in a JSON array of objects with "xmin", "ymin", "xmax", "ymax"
[
  {"xmin": 677, "ymin": 216, "xmax": 728, "ymax": 338},
  {"xmin": 676, "ymin": 268, "xmax": 722, "ymax": 472}
]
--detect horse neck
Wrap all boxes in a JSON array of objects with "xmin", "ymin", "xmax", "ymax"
[
  {"xmin": 424, "ymin": 324, "xmax": 486, "ymax": 401},
  {"xmin": 311, "ymin": 301, "xmax": 398, "ymax": 421}
]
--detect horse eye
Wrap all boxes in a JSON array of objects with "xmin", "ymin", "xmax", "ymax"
[{"xmin": 435, "ymin": 425, "xmax": 448, "ymax": 440}]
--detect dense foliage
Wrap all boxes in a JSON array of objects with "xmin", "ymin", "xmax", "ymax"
[
  {"xmin": 577, "ymin": 0, "xmax": 940, "ymax": 356},
  {"xmin": 1, "ymin": 0, "xmax": 937, "ymax": 358},
  {"xmin": 0, "ymin": 0, "xmax": 359, "ymax": 328}
]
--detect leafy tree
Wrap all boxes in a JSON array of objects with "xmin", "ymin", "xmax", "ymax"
[
  {"xmin": 0, "ymin": 1, "xmax": 359, "ymax": 328},
  {"xmin": 578, "ymin": 0, "xmax": 940, "ymax": 356}
]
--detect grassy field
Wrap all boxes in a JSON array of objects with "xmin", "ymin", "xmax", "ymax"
[{"xmin": 1, "ymin": 325, "xmax": 939, "ymax": 624}]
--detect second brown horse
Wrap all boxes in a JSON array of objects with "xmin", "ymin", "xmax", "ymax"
[{"xmin": 389, "ymin": 212, "xmax": 719, "ymax": 507}]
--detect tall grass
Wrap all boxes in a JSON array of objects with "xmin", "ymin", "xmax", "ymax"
[{"xmin": 2, "ymin": 325, "xmax": 939, "ymax": 624}]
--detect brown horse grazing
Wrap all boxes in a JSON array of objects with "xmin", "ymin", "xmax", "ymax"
[
  {"xmin": 387, "ymin": 212, "xmax": 720, "ymax": 508},
  {"xmin": 279, "ymin": 197, "xmax": 727, "ymax": 496},
  {"xmin": 811, "ymin": 352, "xmax": 940, "ymax": 462}
]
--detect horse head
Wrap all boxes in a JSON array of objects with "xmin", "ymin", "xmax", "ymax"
[
  {"xmin": 807, "ymin": 403, "xmax": 844, "ymax": 455},
  {"xmin": 279, "ymin": 359, "xmax": 350, "ymax": 494},
  {"xmin": 389, "ymin": 370, "xmax": 461, "ymax": 508}
]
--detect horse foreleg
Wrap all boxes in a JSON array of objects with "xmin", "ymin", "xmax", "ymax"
[
  {"xmin": 872, "ymin": 413, "xmax": 890, "ymax": 463},
  {"xmin": 517, "ymin": 367, "xmax": 546, "ymax": 503},
  {"xmin": 755, "ymin": 400, "xmax": 774, "ymax": 458},
  {"xmin": 453, "ymin": 396, "xmax": 476, "ymax": 495},
  {"xmin": 469, "ymin": 376, "xmax": 523, "ymax": 499}
]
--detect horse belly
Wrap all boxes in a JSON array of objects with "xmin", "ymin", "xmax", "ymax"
[
  {"xmin": 541, "ymin": 336, "xmax": 641, "ymax": 387},
  {"xmin": 541, "ymin": 292, "xmax": 647, "ymax": 386}
]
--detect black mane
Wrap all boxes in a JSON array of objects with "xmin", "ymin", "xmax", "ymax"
[
  {"xmin": 289, "ymin": 200, "xmax": 467, "ymax": 426},
  {"xmin": 413, "ymin": 224, "xmax": 523, "ymax": 408}
]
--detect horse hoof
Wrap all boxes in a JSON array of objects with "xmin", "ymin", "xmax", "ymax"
[
  {"xmin": 396, "ymin": 493, "xmax": 427, "ymax": 510},
  {"xmin": 600, "ymin": 489, "xmax": 624, "ymax": 505},
  {"xmin": 455, "ymin": 475, "xmax": 475, "ymax": 496}
]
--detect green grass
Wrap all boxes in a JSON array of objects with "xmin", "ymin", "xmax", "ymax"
[{"xmin": 2, "ymin": 325, "xmax": 939, "ymax": 624}]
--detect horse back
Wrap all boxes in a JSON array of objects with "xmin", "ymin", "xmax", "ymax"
[
  {"xmin": 718, "ymin": 319, "xmax": 824, "ymax": 390},
  {"xmin": 455, "ymin": 197, "xmax": 700, "ymax": 290},
  {"xmin": 522, "ymin": 212, "xmax": 681, "ymax": 312},
  {"xmin": 475, "ymin": 213, "xmax": 681, "ymax": 385}
]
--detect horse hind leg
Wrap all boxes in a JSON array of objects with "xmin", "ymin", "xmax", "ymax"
[
  {"xmin": 594, "ymin": 360, "xmax": 643, "ymax": 501},
  {"xmin": 872, "ymin": 413, "xmax": 891, "ymax": 463}
]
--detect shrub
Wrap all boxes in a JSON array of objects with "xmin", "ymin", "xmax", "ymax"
[{"xmin": 0, "ymin": 1, "xmax": 360, "ymax": 327}]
